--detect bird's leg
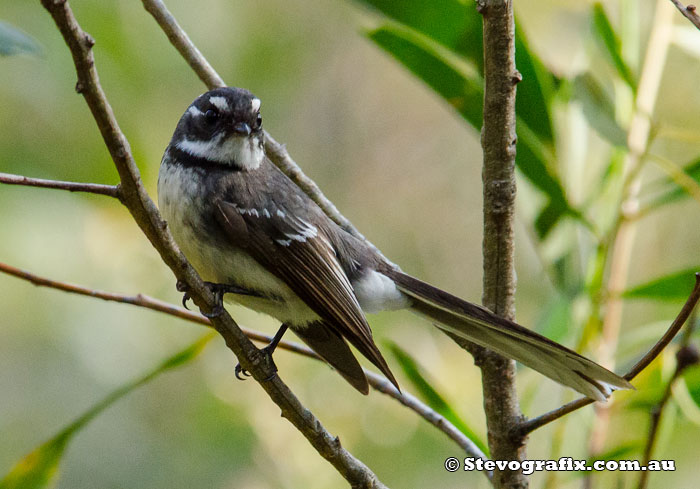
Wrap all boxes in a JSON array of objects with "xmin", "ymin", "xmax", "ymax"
[
  {"xmin": 235, "ymin": 324, "xmax": 289, "ymax": 380},
  {"xmin": 176, "ymin": 279, "xmax": 260, "ymax": 318}
]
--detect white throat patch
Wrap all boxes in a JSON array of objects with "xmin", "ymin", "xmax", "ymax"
[{"xmin": 176, "ymin": 133, "xmax": 264, "ymax": 170}]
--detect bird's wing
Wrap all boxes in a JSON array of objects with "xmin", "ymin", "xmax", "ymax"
[{"xmin": 215, "ymin": 200, "xmax": 398, "ymax": 390}]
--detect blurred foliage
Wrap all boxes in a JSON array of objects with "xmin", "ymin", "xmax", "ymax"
[
  {"xmin": 0, "ymin": 20, "xmax": 42, "ymax": 57},
  {"xmin": 624, "ymin": 268, "xmax": 699, "ymax": 300},
  {"xmin": 361, "ymin": 0, "xmax": 576, "ymax": 238},
  {"xmin": 2, "ymin": 0, "xmax": 700, "ymax": 488},
  {"xmin": 387, "ymin": 342, "xmax": 488, "ymax": 455},
  {"xmin": 0, "ymin": 335, "xmax": 213, "ymax": 489},
  {"xmin": 356, "ymin": 0, "xmax": 700, "ymax": 487}
]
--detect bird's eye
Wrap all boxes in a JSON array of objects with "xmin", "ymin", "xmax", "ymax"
[
  {"xmin": 205, "ymin": 109, "xmax": 219, "ymax": 123},
  {"xmin": 254, "ymin": 113, "xmax": 262, "ymax": 129}
]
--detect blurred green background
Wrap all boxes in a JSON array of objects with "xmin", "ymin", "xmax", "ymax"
[{"xmin": 2, "ymin": 0, "xmax": 700, "ymax": 488}]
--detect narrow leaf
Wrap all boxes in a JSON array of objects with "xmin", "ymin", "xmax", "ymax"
[
  {"xmin": 682, "ymin": 364, "xmax": 700, "ymax": 408},
  {"xmin": 0, "ymin": 20, "xmax": 42, "ymax": 57},
  {"xmin": 356, "ymin": 0, "xmax": 557, "ymax": 146},
  {"xmin": 368, "ymin": 24, "xmax": 575, "ymax": 237},
  {"xmin": 645, "ymin": 156, "xmax": 700, "ymax": 209},
  {"xmin": 514, "ymin": 23, "xmax": 556, "ymax": 145},
  {"xmin": 572, "ymin": 74, "xmax": 627, "ymax": 147},
  {"xmin": 0, "ymin": 334, "xmax": 214, "ymax": 489},
  {"xmin": 367, "ymin": 24, "xmax": 483, "ymax": 130},
  {"xmin": 592, "ymin": 4, "xmax": 636, "ymax": 89},
  {"xmin": 387, "ymin": 342, "xmax": 489, "ymax": 455},
  {"xmin": 623, "ymin": 269, "xmax": 699, "ymax": 301},
  {"xmin": 354, "ymin": 0, "xmax": 483, "ymax": 69}
]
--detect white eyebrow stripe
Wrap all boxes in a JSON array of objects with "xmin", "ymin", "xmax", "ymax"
[
  {"xmin": 209, "ymin": 96, "xmax": 230, "ymax": 112},
  {"xmin": 251, "ymin": 98, "xmax": 261, "ymax": 112},
  {"xmin": 187, "ymin": 106, "xmax": 204, "ymax": 117}
]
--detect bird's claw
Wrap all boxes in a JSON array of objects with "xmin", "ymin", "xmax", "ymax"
[
  {"xmin": 202, "ymin": 303, "xmax": 225, "ymax": 319},
  {"xmin": 234, "ymin": 363, "xmax": 252, "ymax": 380},
  {"xmin": 176, "ymin": 280, "xmax": 192, "ymax": 310},
  {"xmin": 233, "ymin": 345, "xmax": 278, "ymax": 381}
]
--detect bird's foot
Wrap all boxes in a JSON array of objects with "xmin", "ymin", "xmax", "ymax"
[
  {"xmin": 234, "ymin": 344, "xmax": 279, "ymax": 380},
  {"xmin": 176, "ymin": 280, "xmax": 257, "ymax": 317},
  {"xmin": 234, "ymin": 324, "xmax": 289, "ymax": 381}
]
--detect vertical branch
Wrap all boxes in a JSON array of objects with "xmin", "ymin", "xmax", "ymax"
[{"xmin": 477, "ymin": 0, "xmax": 526, "ymax": 487}]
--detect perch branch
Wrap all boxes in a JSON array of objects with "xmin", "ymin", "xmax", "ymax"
[
  {"xmin": 0, "ymin": 171, "xmax": 120, "ymax": 199},
  {"xmin": 40, "ymin": 1, "xmax": 386, "ymax": 486},
  {"xmin": 0, "ymin": 260, "xmax": 490, "ymax": 474},
  {"xmin": 522, "ymin": 274, "xmax": 700, "ymax": 434}
]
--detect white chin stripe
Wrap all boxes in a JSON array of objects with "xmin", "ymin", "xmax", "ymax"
[
  {"xmin": 251, "ymin": 98, "xmax": 261, "ymax": 112},
  {"xmin": 176, "ymin": 134, "xmax": 264, "ymax": 169},
  {"xmin": 209, "ymin": 96, "xmax": 230, "ymax": 112}
]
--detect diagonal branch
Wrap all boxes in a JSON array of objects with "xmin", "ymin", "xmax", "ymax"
[
  {"xmin": 0, "ymin": 260, "xmax": 491, "ymax": 475},
  {"xmin": 670, "ymin": 0, "xmax": 700, "ymax": 30},
  {"xmin": 0, "ymin": 171, "xmax": 121, "ymax": 199},
  {"xmin": 522, "ymin": 273, "xmax": 700, "ymax": 434},
  {"xmin": 39, "ymin": 1, "xmax": 386, "ymax": 487}
]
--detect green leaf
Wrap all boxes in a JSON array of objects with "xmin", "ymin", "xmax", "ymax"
[
  {"xmin": 367, "ymin": 24, "xmax": 483, "ymax": 130},
  {"xmin": 584, "ymin": 442, "xmax": 643, "ymax": 468},
  {"xmin": 682, "ymin": 364, "xmax": 700, "ymax": 408},
  {"xmin": 571, "ymin": 74, "xmax": 627, "ymax": 147},
  {"xmin": 623, "ymin": 269, "xmax": 699, "ymax": 301},
  {"xmin": 646, "ymin": 156, "xmax": 700, "ymax": 209},
  {"xmin": 592, "ymin": 3, "xmax": 636, "ymax": 89},
  {"xmin": 355, "ymin": 0, "xmax": 483, "ymax": 69},
  {"xmin": 0, "ymin": 334, "xmax": 214, "ymax": 489},
  {"xmin": 514, "ymin": 22, "xmax": 557, "ymax": 145},
  {"xmin": 0, "ymin": 20, "xmax": 42, "ymax": 57},
  {"xmin": 368, "ymin": 24, "xmax": 575, "ymax": 237},
  {"xmin": 387, "ymin": 342, "xmax": 489, "ymax": 456},
  {"xmin": 356, "ymin": 1, "xmax": 557, "ymax": 146},
  {"xmin": 536, "ymin": 295, "xmax": 574, "ymax": 343}
]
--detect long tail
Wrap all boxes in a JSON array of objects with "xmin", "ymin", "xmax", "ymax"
[{"xmin": 382, "ymin": 268, "xmax": 633, "ymax": 401}]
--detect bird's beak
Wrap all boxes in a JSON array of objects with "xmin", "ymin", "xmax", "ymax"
[{"xmin": 233, "ymin": 122, "xmax": 251, "ymax": 136}]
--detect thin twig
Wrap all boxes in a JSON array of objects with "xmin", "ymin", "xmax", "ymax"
[
  {"xmin": 637, "ymin": 358, "xmax": 680, "ymax": 488},
  {"xmin": 140, "ymin": 0, "xmax": 224, "ymax": 88},
  {"xmin": 522, "ymin": 274, "xmax": 700, "ymax": 434},
  {"xmin": 670, "ymin": 0, "xmax": 700, "ymax": 29},
  {"xmin": 0, "ymin": 172, "xmax": 120, "ymax": 199},
  {"xmin": 638, "ymin": 312, "xmax": 698, "ymax": 489},
  {"xmin": 39, "ymin": 2, "xmax": 386, "ymax": 486},
  {"xmin": 0, "ymin": 260, "xmax": 491, "ymax": 475}
]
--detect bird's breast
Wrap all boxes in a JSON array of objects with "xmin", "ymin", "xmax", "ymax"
[{"xmin": 157, "ymin": 161, "xmax": 319, "ymax": 325}]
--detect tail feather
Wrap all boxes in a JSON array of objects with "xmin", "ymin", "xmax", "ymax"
[
  {"xmin": 293, "ymin": 320, "xmax": 371, "ymax": 394},
  {"xmin": 383, "ymin": 269, "xmax": 633, "ymax": 401}
]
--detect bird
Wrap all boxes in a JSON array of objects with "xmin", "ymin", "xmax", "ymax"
[{"xmin": 157, "ymin": 86, "xmax": 633, "ymax": 401}]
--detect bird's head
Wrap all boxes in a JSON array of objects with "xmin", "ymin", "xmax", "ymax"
[{"xmin": 170, "ymin": 87, "xmax": 264, "ymax": 170}]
